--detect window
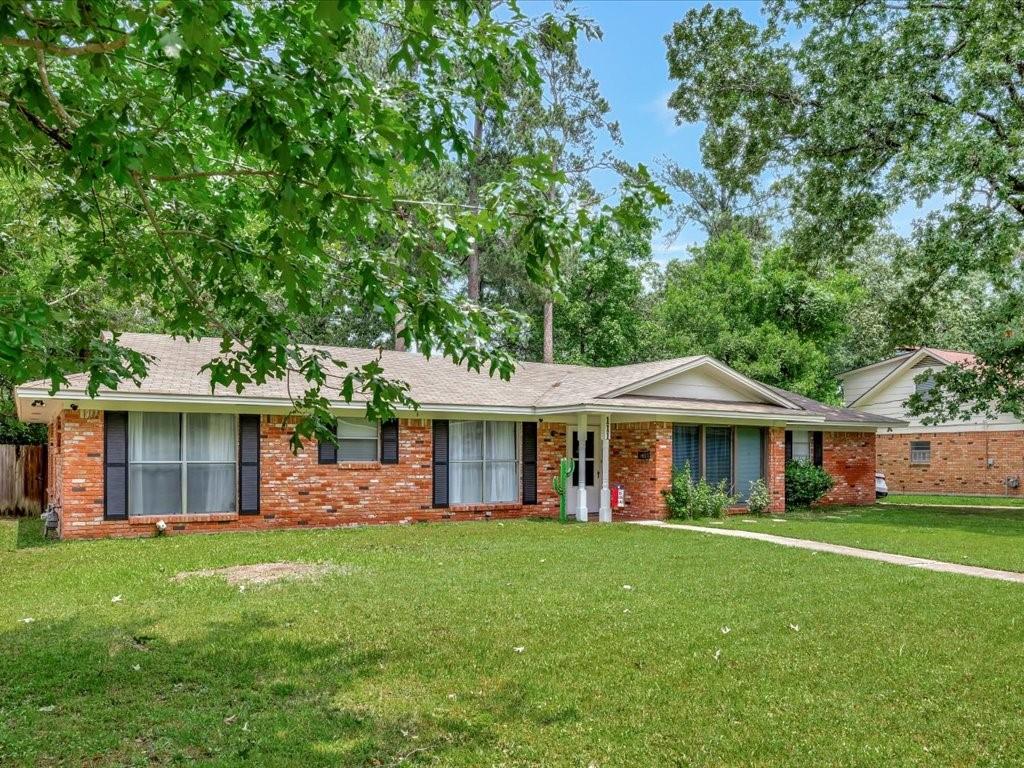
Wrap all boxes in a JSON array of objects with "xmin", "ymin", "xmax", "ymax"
[
  {"xmin": 128, "ymin": 412, "xmax": 236, "ymax": 516},
  {"xmin": 672, "ymin": 425, "xmax": 700, "ymax": 483},
  {"xmin": 790, "ymin": 429, "xmax": 812, "ymax": 462},
  {"xmin": 705, "ymin": 426, "xmax": 733, "ymax": 491},
  {"xmin": 449, "ymin": 421, "xmax": 517, "ymax": 504},
  {"xmin": 337, "ymin": 418, "xmax": 378, "ymax": 462},
  {"xmin": 910, "ymin": 440, "xmax": 931, "ymax": 464},
  {"xmin": 571, "ymin": 430, "xmax": 595, "ymax": 487},
  {"xmin": 915, "ymin": 371, "xmax": 936, "ymax": 398}
]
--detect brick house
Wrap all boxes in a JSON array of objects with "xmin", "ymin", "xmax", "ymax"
[
  {"xmin": 16, "ymin": 334, "xmax": 899, "ymax": 540},
  {"xmin": 840, "ymin": 347, "xmax": 1024, "ymax": 498}
]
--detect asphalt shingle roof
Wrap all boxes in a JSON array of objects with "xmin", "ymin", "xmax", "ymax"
[{"xmin": 21, "ymin": 333, "xmax": 902, "ymax": 425}]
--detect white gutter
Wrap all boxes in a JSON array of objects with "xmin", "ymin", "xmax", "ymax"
[{"xmin": 16, "ymin": 386, "xmax": 901, "ymax": 428}]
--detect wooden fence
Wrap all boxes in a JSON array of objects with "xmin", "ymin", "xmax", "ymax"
[{"xmin": 0, "ymin": 444, "xmax": 46, "ymax": 516}]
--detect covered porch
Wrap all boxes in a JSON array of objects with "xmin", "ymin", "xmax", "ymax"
[{"xmin": 551, "ymin": 412, "xmax": 788, "ymax": 522}]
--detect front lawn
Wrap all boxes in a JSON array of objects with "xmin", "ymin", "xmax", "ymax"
[
  {"xmin": 696, "ymin": 504, "xmax": 1024, "ymax": 572},
  {"xmin": 884, "ymin": 492, "xmax": 1024, "ymax": 508},
  {"xmin": 3, "ymin": 519, "xmax": 1024, "ymax": 766}
]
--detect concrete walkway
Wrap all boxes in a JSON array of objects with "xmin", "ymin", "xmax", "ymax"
[{"xmin": 631, "ymin": 520, "xmax": 1024, "ymax": 584}]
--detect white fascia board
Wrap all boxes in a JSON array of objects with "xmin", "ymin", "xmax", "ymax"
[
  {"xmin": 879, "ymin": 422, "xmax": 1023, "ymax": 435},
  {"xmin": 18, "ymin": 389, "xmax": 856, "ymax": 425},
  {"xmin": 837, "ymin": 353, "xmax": 913, "ymax": 380},
  {"xmin": 536, "ymin": 402, "xmax": 825, "ymax": 424}
]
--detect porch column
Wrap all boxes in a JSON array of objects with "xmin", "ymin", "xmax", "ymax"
[
  {"xmin": 576, "ymin": 411, "xmax": 588, "ymax": 522},
  {"xmin": 599, "ymin": 414, "xmax": 612, "ymax": 522}
]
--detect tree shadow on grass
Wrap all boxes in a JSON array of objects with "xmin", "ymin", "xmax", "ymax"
[
  {"xmin": 0, "ymin": 611, "xmax": 501, "ymax": 767},
  {"xmin": 14, "ymin": 516, "xmax": 55, "ymax": 550}
]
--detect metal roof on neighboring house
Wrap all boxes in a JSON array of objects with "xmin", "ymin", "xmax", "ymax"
[{"xmin": 16, "ymin": 333, "xmax": 904, "ymax": 428}]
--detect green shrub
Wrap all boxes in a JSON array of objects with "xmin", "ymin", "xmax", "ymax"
[
  {"xmin": 784, "ymin": 460, "xmax": 835, "ymax": 508},
  {"xmin": 746, "ymin": 477, "xmax": 772, "ymax": 516},
  {"xmin": 663, "ymin": 463, "xmax": 736, "ymax": 519}
]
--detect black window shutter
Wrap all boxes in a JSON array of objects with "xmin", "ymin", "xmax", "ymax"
[
  {"xmin": 318, "ymin": 420, "xmax": 338, "ymax": 464},
  {"xmin": 784, "ymin": 431, "xmax": 793, "ymax": 462},
  {"xmin": 521, "ymin": 422, "xmax": 538, "ymax": 505},
  {"xmin": 380, "ymin": 419, "xmax": 399, "ymax": 464},
  {"xmin": 813, "ymin": 431, "xmax": 824, "ymax": 468},
  {"xmin": 104, "ymin": 411, "xmax": 128, "ymax": 520},
  {"xmin": 239, "ymin": 414, "xmax": 261, "ymax": 515},
  {"xmin": 432, "ymin": 419, "xmax": 449, "ymax": 508}
]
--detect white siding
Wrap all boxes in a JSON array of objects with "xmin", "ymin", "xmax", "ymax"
[
  {"xmin": 631, "ymin": 368, "xmax": 768, "ymax": 403},
  {"xmin": 858, "ymin": 361, "xmax": 1022, "ymax": 429},
  {"xmin": 840, "ymin": 358, "xmax": 905, "ymax": 405}
]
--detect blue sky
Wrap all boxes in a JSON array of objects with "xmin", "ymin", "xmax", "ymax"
[{"xmin": 519, "ymin": 1, "xmax": 932, "ymax": 266}]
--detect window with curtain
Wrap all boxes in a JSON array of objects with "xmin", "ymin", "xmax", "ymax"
[
  {"xmin": 337, "ymin": 418, "xmax": 378, "ymax": 462},
  {"xmin": 704, "ymin": 426, "xmax": 733, "ymax": 492},
  {"xmin": 449, "ymin": 421, "xmax": 517, "ymax": 504},
  {"xmin": 672, "ymin": 425, "xmax": 700, "ymax": 483},
  {"xmin": 128, "ymin": 412, "xmax": 236, "ymax": 516},
  {"xmin": 790, "ymin": 429, "xmax": 812, "ymax": 462}
]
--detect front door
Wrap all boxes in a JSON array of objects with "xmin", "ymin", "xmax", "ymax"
[{"xmin": 568, "ymin": 428, "xmax": 599, "ymax": 519}]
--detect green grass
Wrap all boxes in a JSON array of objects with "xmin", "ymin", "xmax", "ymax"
[
  {"xmin": 3, "ymin": 518, "xmax": 1024, "ymax": 766},
  {"xmin": 695, "ymin": 504, "xmax": 1024, "ymax": 572},
  {"xmin": 884, "ymin": 493, "xmax": 1024, "ymax": 508}
]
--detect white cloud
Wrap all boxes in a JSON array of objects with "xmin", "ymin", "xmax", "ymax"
[
  {"xmin": 651, "ymin": 240, "xmax": 697, "ymax": 266},
  {"xmin": 647, "ymin": 89, "xmax": 681, "ymax": 136}
]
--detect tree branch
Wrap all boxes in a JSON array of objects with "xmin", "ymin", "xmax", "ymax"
[
  {"xmin": 34, "ymin": 49, "xmax": 78, "ymax": 129},
  {"xmin": 1, "ymin": 35, "xmax": 128, "ymax": 56},
  {"xmin": 3, "ymin": 95, "xmax": 71, "ymax": 149},
  {"xmin": 129, "ymin": 171, "xmax": 232, "ymax": 338},
  {"xmin": 928, "ymin": 91, "xmax": 1008, "ymax": 140}
]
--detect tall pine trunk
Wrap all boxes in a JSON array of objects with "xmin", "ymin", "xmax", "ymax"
[
  {"xmin": 542, "ymin": 299, "xmax": 554, "ymax": 363},
  {"xmin": 467, "ymin": 108, "xmax": 484, "ymax": 302}
]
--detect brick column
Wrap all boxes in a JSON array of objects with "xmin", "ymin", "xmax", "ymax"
[{"xmin": 766, "ymin": 426, "xmax": 787, "ymax": 513}]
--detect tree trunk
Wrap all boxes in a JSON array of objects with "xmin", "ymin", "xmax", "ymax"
[
  {"xmin": 394, "ymin": 312, "xmax": 406, "ymax": 352},
  {"xmin": 467, "ymin": 107, "xmax": 484, "ymax": 302},
  {"xmin": 542, "ymin": 299, "xmax": 554, "ymax": 363}
]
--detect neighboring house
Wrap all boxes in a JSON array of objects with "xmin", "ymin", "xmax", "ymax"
[
  {"xmin": 16, "ymin": 333, "xmax": 899, "ymax": 540},
  {"xmin": 840, "ymin": 347, "xmax": 1024, "ymax": 497}
]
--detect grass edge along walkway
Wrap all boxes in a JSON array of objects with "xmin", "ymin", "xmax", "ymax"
[{"xmin": 631, "ymin": 519, "xmax": 1024, "ymax": 584}]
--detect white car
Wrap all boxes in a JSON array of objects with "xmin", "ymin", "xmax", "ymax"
[{"xmin": 875, "ymin": 472, "xmax": 889, "ymax": 499}]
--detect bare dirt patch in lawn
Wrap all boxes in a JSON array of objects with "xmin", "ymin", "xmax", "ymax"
[{"xmin": 172, "ymin": 561, "xmax": 350, "ymax": 586}]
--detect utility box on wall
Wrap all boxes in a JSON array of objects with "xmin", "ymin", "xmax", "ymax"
[{"xmin": 610, "ymin": 483, "xmax": 625, "ymax": 509}]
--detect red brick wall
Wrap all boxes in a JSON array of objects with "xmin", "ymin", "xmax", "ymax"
[
  {"xmin": 609, "ymin": 421, "xmax": 673, "ymax": 520},
  {"xmin": 877, "ymin": 430, "xmax": 1024, "ymax": 497},
  {"xmin": 766, "ymin": 427, "xmax": 786, "ymax": 513},
  {"xmin": 54, "ymin": 411, "xmax": 563, "ymax": 540},
  {"xmin": 56, "ymin": 410, "xmax": 105, "ymax": 538},
  {"xmin": 49, "ymin": 409, "xmax": 880, "ymax": 539},
  {"xmin": 818, "ymin": 431, "xmax": 876, "ymax": 506}
]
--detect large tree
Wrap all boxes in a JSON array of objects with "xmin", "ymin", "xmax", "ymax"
[
  {"xmin": 504, "ymin": 9, "xmax": 624, "ymax": 363},
  {"xmin": 654, "ymin": 231, "xmax": 860, "ymax": 402},
  {"xmin": 665, "ymin": 0, "xmax": 1024, "ymax": 420},
  {"xmin": 0, "ymin": 0, "xmax": 584, "ymax": 446}
]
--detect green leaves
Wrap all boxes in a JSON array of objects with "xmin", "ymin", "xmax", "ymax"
[
  {"xmin": 0, "ymin": 0, "xmax": 575, "ymax": 448},
  {"xmin": 665, "ymin": 0, "xmax": 1024, "ymax": 417}
]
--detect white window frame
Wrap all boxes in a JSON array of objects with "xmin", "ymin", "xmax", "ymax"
[
  {"xmin": 910, "ymin": 440, "xmax": 931, "ymax": 464},
  {"xmin": 449, "ymin": 420, "xmax": 520, "ymax": 505},
  {"xmin": 336, "ymin": 417, "xmax": 380, "ymax": 462},
  {"xmin": 128, "ymin": 412, "xmax": 238, "ymax": 516}
]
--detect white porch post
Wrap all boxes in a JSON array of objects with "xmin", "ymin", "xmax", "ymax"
[
  {"xmin": 575, "ymin": 411, "xmax": 588, "ymax": 522},
  {"xmin": 599, "ymin": 414, "xmax": 612, "ymax": 523}
]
